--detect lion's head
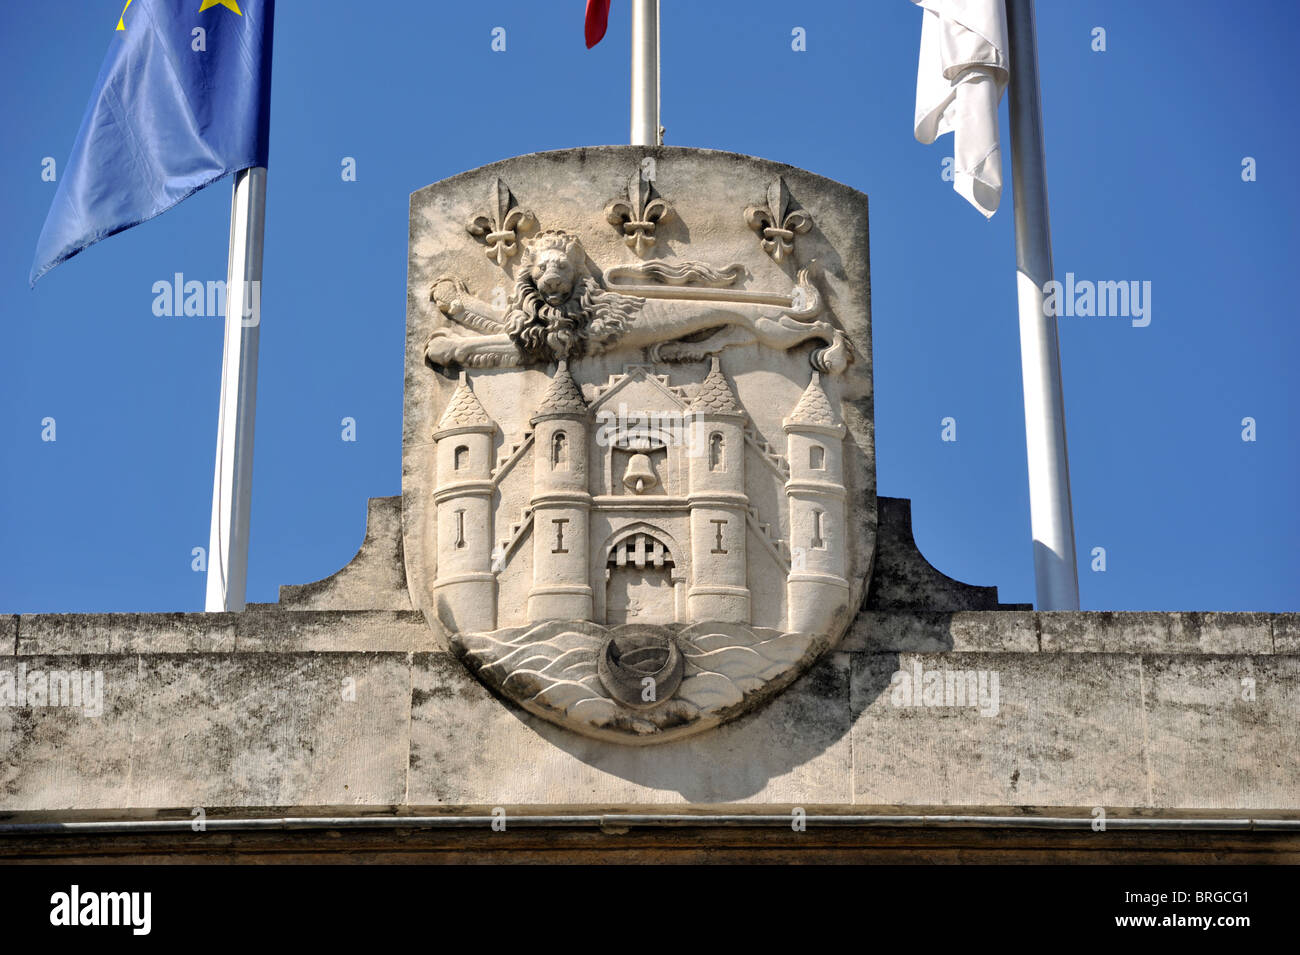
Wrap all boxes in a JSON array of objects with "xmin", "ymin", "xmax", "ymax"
[
  {"xmin": 522, "ymin": 231, "xmax": 583, "ymax": 307},
  {"xmin": 506, "ymin": 231, "xmax": 639, "ymax": 363}
]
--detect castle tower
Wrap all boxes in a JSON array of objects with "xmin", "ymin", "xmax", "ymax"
[
  {"xmin": 431, "ymin": 372, "xmax": 498, "ymax": 632},
  {"xmin": 783, "ymin": 371, "xmax": 850, "ymax": 633},
  {"xmin": 527, "ymin": 361, "xmax": 593, "ymax": 622},
  {"xmin": 685, "ymin": 358, "xmax": 750, "ymax": 624}
]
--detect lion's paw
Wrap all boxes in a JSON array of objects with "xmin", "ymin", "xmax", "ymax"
[
  {"xmin": 425, "ymin": 329, "xmax": 469, "ymax": 365},
  {"xmin": 430, "ymin": 277, "xmax": 467, "ymax": 316}
]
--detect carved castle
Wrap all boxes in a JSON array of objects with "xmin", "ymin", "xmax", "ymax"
[{"xmin": 430, "ymin": 358, "xmax": 849, "ymax": 635}]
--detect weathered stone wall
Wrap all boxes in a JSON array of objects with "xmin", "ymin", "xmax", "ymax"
[{"xmin": 3, "ymin": 608, "xmax": 1295, "ymax": 813}]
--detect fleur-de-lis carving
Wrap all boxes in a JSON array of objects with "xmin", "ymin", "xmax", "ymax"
[
  {"xmin": 605, "ymin": 169, "xmax": 673, "ymax": 256},
  {"xmin": 744, "ymin": 177, "xmax": 813, "ymax": 264},
  {"xmin": 466, "ymin": 178, "xmax": 536, "ymax": 266}
]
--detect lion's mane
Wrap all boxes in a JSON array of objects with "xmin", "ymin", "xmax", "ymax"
[{"xmin": 504, "ymin": 234, "xmax": 641, "ymax": 363}]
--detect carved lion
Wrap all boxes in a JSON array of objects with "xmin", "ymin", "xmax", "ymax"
[
  {"xmin": 501, "ymin": 231, "xmax": 641, "ymax": 362},
  {"xmin": 426, "ymin": 230, "xmax": 853, "ymax": 373}
]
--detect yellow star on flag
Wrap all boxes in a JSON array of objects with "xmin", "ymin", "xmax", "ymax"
[
  {"xmin": 199, "ymin": 0, "xmax": 243, "ymax": 13},
  {"xmin": 116, "ymin": 0, "xmax": 133, "ymax": 31}
]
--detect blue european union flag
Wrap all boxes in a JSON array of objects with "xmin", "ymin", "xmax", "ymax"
[{"xmin": 31, "ymin": 0, "xmax": 275, "ymax": 286}]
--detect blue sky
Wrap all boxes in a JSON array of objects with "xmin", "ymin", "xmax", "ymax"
[{"xmin": 2, "ymin": 0, "xmax": 1296, "ymax": 613}]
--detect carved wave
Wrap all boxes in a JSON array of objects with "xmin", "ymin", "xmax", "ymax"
[{"xmin": 453, "ymin": 620, "xmax": 824, "ymax": 742}]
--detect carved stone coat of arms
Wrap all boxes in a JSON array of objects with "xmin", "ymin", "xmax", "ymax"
[{"xmin": 404, "ymin": 146, "xmax": 875, "ymax": 744}]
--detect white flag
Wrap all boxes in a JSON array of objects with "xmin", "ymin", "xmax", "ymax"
[{"xmin": 911, "ymin": 0, "xmax": 1009, "ymax": 217}]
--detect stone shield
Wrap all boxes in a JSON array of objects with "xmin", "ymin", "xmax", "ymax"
[{"xmin": 404, "ymin": 146, "xmax": 874, "ymax": 743}]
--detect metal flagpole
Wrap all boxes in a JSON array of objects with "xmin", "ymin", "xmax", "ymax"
[
  {"xmin": 205, "ymin": 166, "xmax": 267, "ymax": 612},
  {"xmin": 1005, "ymin": 0, "xmax": 1080, "ymax": 611},
  {"xmin": 630, "ymin": 0, "xmax": 660, "ymax": 146}
]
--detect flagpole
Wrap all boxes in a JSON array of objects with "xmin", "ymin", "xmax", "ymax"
[
  {"xmin": 630, "ymin": 0, "xmax": 660, "ymax": 145},
  {"xmin": 205, "ymin": 166, "xmax": 267, "ymax": 612},
  {"xmin": 1005, "ymin": 0, "xmax": 1080, "ymax": 611}
]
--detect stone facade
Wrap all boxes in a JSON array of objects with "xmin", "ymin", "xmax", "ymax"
[
  {"xmin": 3, "ymin": 499, "xmax": 1294, "ymax": 819},
  {"xmin": 2, "ymin": 146, "xmax": 1295, "ymax": 861}
]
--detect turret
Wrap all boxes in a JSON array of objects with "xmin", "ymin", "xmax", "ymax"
[
  {"xmin": 527, "ymin": 361, "xmax": 593, "ymax": 622},
  {"xmin": 783, "ymin": 370, "xmax": 849, "ymax": 633},
  {"xmin": 685, "ymin": 357, "xmax": 750, "ymax": 624},
  {"xmin": 431, "ymin": 372, "xmax": 498, "ymax": 632}
]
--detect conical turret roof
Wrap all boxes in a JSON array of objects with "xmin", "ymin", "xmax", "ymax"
[
  {"xmin": 785, "ymin": 371, "xmax": 843, "ymax": 431},
  {"xmin": 533, "ymin": 361, "xmax": 589, "ymax": 418},
  {"xmin": 436, "ymin": 373, "xmax": 494, "ymax": 432},
  {"xmin": 687, "ymin": 358, "xmax": 744, "ymax": 416}
]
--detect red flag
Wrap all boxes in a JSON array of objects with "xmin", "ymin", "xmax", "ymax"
[{"xmin": 585, "ymin": 0, "xmax": 611, "ymax": 48}]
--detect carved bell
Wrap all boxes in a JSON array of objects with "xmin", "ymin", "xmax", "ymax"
[{"xmin": 623, "ymin": 453, "xmax": 659, "ymax": 494}]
